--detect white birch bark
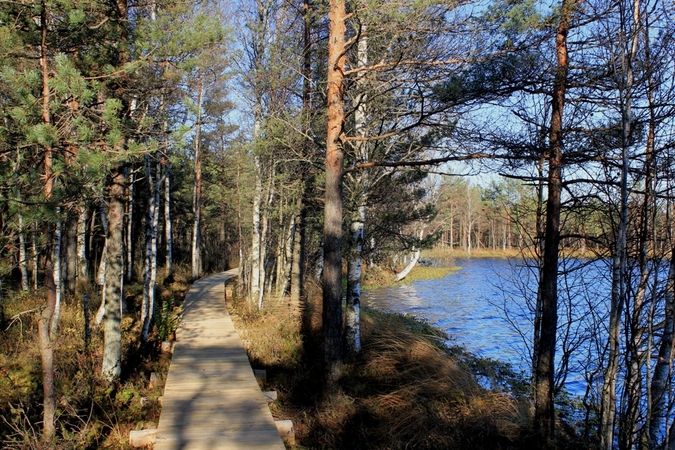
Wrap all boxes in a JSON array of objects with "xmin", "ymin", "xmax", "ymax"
[
  {"xmin": 50, "ymin": 207, "xmax": 63, "ymax": 336},
  {"xmin": 345, "ymin": 29, "xmax": 368, "ymax": 354},
  {"xmin": 95, "ymin": 204, "xmax": 109, "ymax": 326},
  {"xmin": 77, "ymin": 204, "xmax": 88, "ymax": 279},
  {"xmin": 142, "ymin": 155, "xmax": 160, "ymax": 340},
  {"xmin": 250, "ymin": 153, "xmax": 263, "ymax": 304},
  {"xmin": 18, "ymin": 214, "xmax": 29, "ymax": 291},
  {"xmin": 164, "ymin": 162, "xmax": 173, "ymax": 277},
  {"xmin": 346, "ymin": 203, "xmax": 365, "ymax": 354},
  {"xmin": 258, "ymin": 169, "xmax": 275, "ymax": 309},
  {"xmin": 32, "ymin": 229, "xmax": 38, "ymax": 291},
  {"xmin": 395, "ymin": 230, "xmax": 423, "ymax": 282},
  {"xmin": 126, "ymin": 168, "xmax": 134, "ymax": 281}
]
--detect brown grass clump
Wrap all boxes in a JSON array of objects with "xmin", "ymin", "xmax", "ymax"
[
  {"xmin": 349, "ymin": 309, "xmax": 529, "ymax": 449},
  {"xmin": 230, "ymin": 292, "xmax": 531, "ymax": 449}
]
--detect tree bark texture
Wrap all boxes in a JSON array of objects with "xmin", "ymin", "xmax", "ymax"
[
  {"xmin": 126, "ymin": 168, "xmax": 135, "ymax": 282},
  {"xmin": 18, "ymin": 214, "xmax": 29, "ymax": 291},
  {"xmin": 323, "ymin": 0, "xmax": 346, "ymax": 387},
  {"xmin": 102, "ymin": 167, "xmax": 126, "ymax": 382},
  {"xmin": 65, "ymin": 210, "xmax": 78, "ymax": 294},
  {"xmin": 192, "ymin": 83, "xmax": 203, "ymax": 280},
  {"xmin": 164, "ymin": 161, "xmax": 173, "ymax": 277},
  {"xmin": 39, "ymin": 258, "xmax": 57, "ymax": 441},
  {"xmin": 142, "ymin": 156, "xmax": 159, "ymax": 340},
  {"xmin": 50, "ymin": 209, "xmax": 63, "ymax": 337},
  {"xmin": 77, "ymin": 204, "xmax": 88, "ymax": 280}
]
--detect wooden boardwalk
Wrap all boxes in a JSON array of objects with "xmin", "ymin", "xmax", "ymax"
[{"xmin": 154, "ymin": 269, "xmax": 286, "ymax": 450}]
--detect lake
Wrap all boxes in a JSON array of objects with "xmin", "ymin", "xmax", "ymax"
[{"xmin": 362, "ymin": 257, "xmax": 609, "ymax": 397}]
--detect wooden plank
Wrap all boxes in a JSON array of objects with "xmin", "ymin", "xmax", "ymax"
[{"xmin": 152, "ymin": 269, "xmax": 286, "ymax": 450}]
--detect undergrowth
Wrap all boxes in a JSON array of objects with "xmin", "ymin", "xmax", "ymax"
[
  {"xmin": 0, "ymin": 265, "xmax": 191, "ymax": 449},
  {"xmin": 230, "ymin": 290, "xmax": 534, "ymax": 449}
]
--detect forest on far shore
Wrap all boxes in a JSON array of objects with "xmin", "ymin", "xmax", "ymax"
[{"xmin": 1, "ymin": 0, "xmax": 675, "ymax": 448}]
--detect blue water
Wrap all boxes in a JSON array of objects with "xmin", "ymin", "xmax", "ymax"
[{"xmin": 362, "ymin": 257, "xmax": 609, "ymax": 397}]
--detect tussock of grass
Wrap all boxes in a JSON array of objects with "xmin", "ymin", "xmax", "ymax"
[{"xmin": 231, "ymin": 295, "xmax": 531, "ymax": 449}]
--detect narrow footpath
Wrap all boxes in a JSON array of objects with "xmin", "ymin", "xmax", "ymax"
[{"xmin": 154, "ymin": 269, "xmax": 286, "ymax": 449}]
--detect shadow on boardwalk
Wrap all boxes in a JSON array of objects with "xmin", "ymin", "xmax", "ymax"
[{"xmin": 154, "ymin": 270, "xmax": 285, "ymax": 450}]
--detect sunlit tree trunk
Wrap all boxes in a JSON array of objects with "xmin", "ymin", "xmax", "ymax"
[
  {"xmin": 126, "ymin": 168, "xmax": 134, "ymax": 282},
  {"xmin": 192, "ymin": 83, "xmax": 204, "ymax": 280},
  {"xmin": 77, "ymin": 204, "xmax": 88, "ymax": 281},
  {"xmin": 38, "ymin": 5, "xmax": 56, "ymax": 435},
  {"xmin": 32, "ymin": 228, "xmax": 38, "ymax": 291},
  {"xmin": 164, "ymin": 161, "xmax": 173, "ymax": 278},
  {"xmin": 95, "ymin": 204, "xmax": 109, "ymax": 326},
  {"xmin": 346, "ymin": 203, "xmax": 365, "ymax": 353},
  {"xmin": 395, "ymin": 229, "xmax": 423, "ymax": 282},
  {"xmin": 50, "ymin": 208, "xmax": 63, "ymax": 336},
  {"xmin": 323, "ymin": 0, "xmax": 347, "ymax": 387},
  {"xmin": 278, "ymin": 213, "xmax": 295, "ymax": 297},
  {"xmin": 258, "ymin": 170, "xmax": 275, "ymax": 308}
]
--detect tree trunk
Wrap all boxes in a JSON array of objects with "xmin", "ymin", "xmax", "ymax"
[
  {"xmin": 126, "ymin": 168, "xmax": 134, "ymax": 282},
  {"xmin": 602, "ymin": 1, "xmax": 640, "ymax": 446},
  {"xmin": 534, "ymin": 0, "xmax": 574, "ymax": 444},
  {"xmin": 102, "ymin": 167, "xmax": 126, "ymax": 382},
  {"xmin": 39, "ymin": 257, "xmax": 57, "ymax": 442},
  {"xmin": 346, "ymin": 203, "xmax": 365, "ymax": 354},
  {"xmin": 345, "ymin": 26, "xmax": 369, "ymax": 356},
  {"xmin": 18, "ymin": 214, "xmax": 29, "ymax": 291},
  {"xmin": 77, "ymin": 204, "xmax": 88, "ymax": 281},
  {"xmin": 279, "ymin": 213, "xmax": 295, "ymax": 297},
  {"xmin": 32, "ymin": 229, "xmax": 39, "ymax": 291},
  {"xmin": 251, "ymin": 154, "xmax": 263, "ymax": 304},
  {"xmin": 192, "ymin": 84, "xmax": 203, "ymax": 280},
  {"xmin": 64, "ymin": 210, "xmax": 78, "ymax": 294},
  {"xmin": 95, "ymin": 204, "xmax": 109, "ymax": 326},
  {"xmin": 649, "ymin": 247, "xmax": 675, "ymax": 448},
  {"xmin": 164, "ymin": 161, "xmax": 173, "ymax": 278},
  {"xmin": 289, "ymin": 0, "xmax": 311, "ymax": 307},
  {"xmin": 290, "ymin": 197, "xmax": 305, "ymax": 305},
  {"xmin": 396, "ymin": 230, "xmax": 423, "ymax": 282},
  {"xmin": 50, "ymin": 209, "xmax": 63, "ymax": 336},
  {"xmin": 323, "ymin": 0, "xmax": 347, "ymax": 387},
  {"xmin": 257, "ymin": 172, "xmax": 275, "ymax": 309},
  {"xmin": 142, "ymin": 155, "xmax": 159, "ymax": 341}
]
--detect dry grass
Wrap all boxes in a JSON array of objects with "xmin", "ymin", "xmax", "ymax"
[
  {"xmin": 230, "ymin": 291, "xmax": 531, "ymax": 449},
  {"xmin": 362, "ymin": 264, "xmax": 459, "ymax": 289},
  {"xmin": 0, "ymin": 267, "xmax": 191, "ymax": 449}
]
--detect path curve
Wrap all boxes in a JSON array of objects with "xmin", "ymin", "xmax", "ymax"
[{"xmin": 154, "ymin": 269, "xmax": 286, "ymax": 449}]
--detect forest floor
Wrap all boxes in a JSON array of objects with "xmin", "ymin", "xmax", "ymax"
[{"xmin": 0, "ymin": 267, "xmax": 191, "ymax": 449}]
